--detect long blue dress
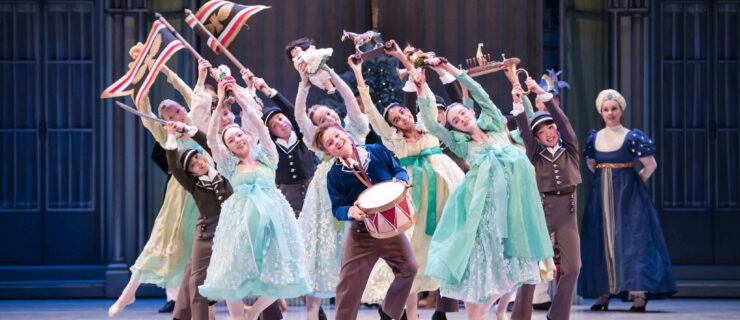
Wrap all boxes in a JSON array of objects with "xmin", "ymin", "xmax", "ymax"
[
  {"xmin": 198, "ymin": 145, "xmax": 312, "ymax": 301},
  {"xmin": 578, "ymin": 129, "xmax": 676, "ymax": 299},
  {"xmin": 422, "ymin": 71, "xmax": 554, "ymax": 303}
]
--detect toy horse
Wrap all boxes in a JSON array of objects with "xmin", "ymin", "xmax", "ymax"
[{"xmin": 341, "ymin": 29, "xmax": 384, "ymax": 53}]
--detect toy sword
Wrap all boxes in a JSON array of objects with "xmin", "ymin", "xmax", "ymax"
[{"xmin": 114, "ymin": 101, "xmax": 167, "ymax": 125}]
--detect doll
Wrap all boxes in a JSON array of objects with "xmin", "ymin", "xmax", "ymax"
[{"xmin": 286, "ymin": 37, "xmax": 336, "ymax": 94}]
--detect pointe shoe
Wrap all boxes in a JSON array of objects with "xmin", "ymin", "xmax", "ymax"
[{"xmin": 108, "ymin": 296, "xmax": 135, "ymax": 317}]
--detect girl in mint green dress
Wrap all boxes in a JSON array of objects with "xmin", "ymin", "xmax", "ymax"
[
  {"xmin": 418, "ymin": 61, "xmax": 553, "ymax": 319},
  {"xmin": 198, "ymin": 93, "xmax": 311, "ymax": 320}
]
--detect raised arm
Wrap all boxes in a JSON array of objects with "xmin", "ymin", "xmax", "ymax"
[
  {"xmin": 164, "ymin": 121, "xmax": 198, "ymax": 193},
  {"xmin": 330, "ymin": 68, "xmax": 364, "ymax": 126},
  {"xmin": 190, "ymin": 59, "xmax": 214, "ymax": 132},
  {"xmin": 512, "ymin": 95, "xmax": 539, "ymax": 161},
  {"xmin": 138, "ymin": 94, "xmax": 167, "ymax": 144},
  {"xmin": 416, "ymin": 72, "xmax": 468, "ymax": 158},
  {"xmin": 163, "ymin": 66, "xmax": 193, "ymax": 108},
  {"xmin": 349, "ymin": 56, "xmax": 394, "ymax": 139},
  {"xmin": 525, "ymin": 78, "xmax": 577, "ymax": 149},
  {"xmin": 293, "ymin": 67, "xmax": 317, "ymax": 144},
  {"xmin": 240, "ymin": 99, "xmax": 276, "ymax": 159},
  {"xmin": 206, "ymin": 82, "xmax": 232, "ymax": 168},
  {"xmin": 436, "ymin": 61, "xmax": 505, "ymax": 129}
]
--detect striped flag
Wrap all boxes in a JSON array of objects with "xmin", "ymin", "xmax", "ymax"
[
  {"xmin": 187, "ymin": 0, "xmax": 269, "ymax": 54},
  {"xmin": 101, "ymin": 21, "xmax": 184, "ymax": 109}
]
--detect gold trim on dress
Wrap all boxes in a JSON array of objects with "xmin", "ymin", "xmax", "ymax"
[{"xmin": 596, "ymin": 162, "xmax": 633, "ymax": 169}]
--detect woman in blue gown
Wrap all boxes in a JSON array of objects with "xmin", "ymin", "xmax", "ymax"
[{"xmin": 578, "ymin": 89, "xmax": 676, "ymax": 312}]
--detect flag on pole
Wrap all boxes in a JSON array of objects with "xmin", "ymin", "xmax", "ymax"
[
  {"xmin": 187, "ymin": 0, "xmax": 269, "ymax": 53},
  {"xmin": 101, "ymin": 21, "xmax": 185, "ymax": 108}
]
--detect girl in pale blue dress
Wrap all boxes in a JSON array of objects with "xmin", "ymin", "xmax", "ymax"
[
  {"xmin": 292, "ymin": 65, "xmax": 369, "ymax": 319},
  {"xmin": 418, "ymin": 60, "xmax": 554, "ymax": 319},
  {"xmin": 198, "ymin": 90, "xmax": 311, "ymax": 320}
]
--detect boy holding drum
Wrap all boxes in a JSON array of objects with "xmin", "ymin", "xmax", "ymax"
[{"xmin": 314, "ymin": 123, "xmax": 418, "ymax": 320}]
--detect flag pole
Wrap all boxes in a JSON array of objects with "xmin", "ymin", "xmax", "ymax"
[
  {"xmin": 155, "ymin": 12, "xmax": 204, "ymax": 61},
  {"xmin": 184, "ymin": 9, "xmax": 247, "ymax": 72}
]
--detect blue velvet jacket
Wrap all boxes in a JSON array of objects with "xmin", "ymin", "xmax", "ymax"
[{"xmin": 327, "ymin": 144, "xmax": 409, "ymax": 221}]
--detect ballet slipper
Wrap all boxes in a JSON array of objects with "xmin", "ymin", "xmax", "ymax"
[{"xmin": 107, "ymin": 296, "xmax": 135, "ymax": 317}]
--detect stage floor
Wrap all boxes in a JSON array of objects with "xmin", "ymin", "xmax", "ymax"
[{"xmin": 1, "ymin": 298, "xmax": 739, "ymax": 319}]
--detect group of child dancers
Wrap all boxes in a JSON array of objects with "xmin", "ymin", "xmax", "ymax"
[{"xmin": 107, "ymin": 37, "xmax": 676, "ymax": 320}]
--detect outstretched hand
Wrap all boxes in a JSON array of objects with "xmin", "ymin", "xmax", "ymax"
[
  {"xmin": 197, "ymin": 59, "xmax": 212, "ymax": 80},
  {"xmin": 217, "ymin": 80, "xmax": 236, "ymax": 108},
  {"xmin": 166, "ymin": 121, "xmax": 185, "ymax": 134},
  {"xmin": 240, "ymin": 68, "xmax": 255, "ymax": 87},
  {"xmin": 511, "ymin": 83, "xmax": 524, "ymax": 104},
  {"xmin": 253, "ymin": 77, "xmax": 272, "ymax": 96},
  {"xmin": 413, "ymin": 69, "xmax": 427, "ymax": 96},
  {"xmin": 347, "ymin": 55, "xmax": 363, "ymax": 73},
  {"xmin": 525, "ymin": 77, "xmax": 545, "ymax": 95},
  {"xmin": 392, "ymin": 177, "xmax": 411, "ymax": 189},
  {"xmin": 349, "ymin": 201, "xmax": 367, "ymax": 220},
  {"xmin": 383, "ymin": 40, "xmax": 404, "ymax": 59},
  {"xmin": 297, "ymin": 61, "xmax": 309, "ymax": 87}
]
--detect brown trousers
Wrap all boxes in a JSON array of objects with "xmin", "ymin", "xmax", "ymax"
[
  {"xmin": 512, "ymin": 192, "xmax": 581, "ymax": 320},
  {"xmin": 435, "ymin": 290, "xmax": 460, "ymax": 312},
  {"xmin": 174, "ymin": 215, "xmax": 219, "ymax": 320},
  {"xmin": 172, "ymin": 215, "xmax": 283, "ymax": 320},
  {"xmin": 336, "ymin": 222, "xmax": 419, "ymax": 320}
]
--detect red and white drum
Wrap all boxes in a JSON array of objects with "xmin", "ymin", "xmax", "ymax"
[{"xmin": 357, "ymin": 181, "xmax": 417, "ymax": 239}]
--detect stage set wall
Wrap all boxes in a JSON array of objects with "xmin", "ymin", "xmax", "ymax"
[{"xmin": 0, "ymin": 0, "xmax": 738, "ymax": 299}]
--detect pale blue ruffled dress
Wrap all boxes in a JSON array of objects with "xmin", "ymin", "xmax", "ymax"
[
  {"xmin": 421, "ymin": 71, "xmax": 554, "ymax": 303},
  {"xmin": 296, "ymin": 116, "xmax": 369, "ymax": 298},
  {"xmin": 198, "ymin": 145, "xmax": 312, "ymax": 301}
]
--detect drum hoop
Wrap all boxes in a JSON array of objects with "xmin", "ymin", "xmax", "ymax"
[{"xmin": 357, "ymin": 181, "xmax": 408, "ymax": 213}]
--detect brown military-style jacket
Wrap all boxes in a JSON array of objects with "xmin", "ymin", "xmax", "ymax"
[{"xmin": 515, "ymin": 97, "xmax": 582, "ymax": 193}]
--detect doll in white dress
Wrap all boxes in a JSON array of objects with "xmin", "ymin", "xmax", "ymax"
[{"xmin": 286, "ymin": 37, "xmax": 336, "ymax": 94}]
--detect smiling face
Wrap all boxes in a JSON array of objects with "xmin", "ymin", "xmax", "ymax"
[
  {"xmin": 601, "ymin": 100, "xmax": 623, "ymax": 127},
  {"xmin": 267, "ymin": 113, "xmax": 293, "ymax": 140},
  {"xmin": 309, "ymin": 105, "xmax": 341, "ymax": 127},
  {"xmin": 187, "ymin": 153, "xmax": 210, "ymax": 176},
  {"xmin": 386, "ymin": 106, "xmax": 415, "ymax": 131},
  {"xmin": 223, "ymin": 127, "xmax": 251, "ymax": 157},
  {"xmin": 534, "ymin": 121, "xmax": 559, "ymax": 147},
  {"xmin": 445, "ymin": 104, "xmax": 477, "ymax": 133},
  {"xmin": 319, "ymin": 126, "xmax": 353, "ymax": 158},
  {"xmin": 161, "ymin": 104, "xmax": 187, "ymax": 123}
]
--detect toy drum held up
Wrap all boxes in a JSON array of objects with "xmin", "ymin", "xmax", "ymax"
[{"xmin": 356, "ymin": 181, "xmax": 417, "ymax": 239}]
